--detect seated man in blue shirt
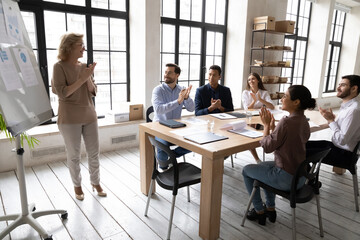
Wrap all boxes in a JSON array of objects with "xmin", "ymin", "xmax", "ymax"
[
  {"xmin": 152, "ymin": 63, "xmax": 195, "ymax": 169},
  {"xmin": 306, "ymin": 75, "xmax": 360, "ymax": 174},
  {"xmin": 195, "ymin": 65, "xmax": 234, "ymax": 116}
]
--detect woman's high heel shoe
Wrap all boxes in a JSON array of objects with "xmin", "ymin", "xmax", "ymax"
[
  {"xmin": 74, "ymin": 186, "xmax": 84, "ymax": 201},
  {"xmin": 92, "ymin": 184, "xmax": 107, "ymax": 197}
]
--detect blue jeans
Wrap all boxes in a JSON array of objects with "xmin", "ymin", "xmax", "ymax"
[
  {"xmin": 155, "ymin": 137, "xmax": 191, "ymax": 169},
  {"xmin": 242, "ymin": 161, "xmax": 305, "ymax": 211}
]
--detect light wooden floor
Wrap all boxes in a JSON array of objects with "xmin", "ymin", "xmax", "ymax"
[{"xmin": 0, "ymin": 129, "xmax": 359, "ymax": 240}]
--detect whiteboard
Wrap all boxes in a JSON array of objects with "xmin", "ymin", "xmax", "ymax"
[{"xmin": 0, "ymin": 0, "xmax": 53, "ymax": 136}]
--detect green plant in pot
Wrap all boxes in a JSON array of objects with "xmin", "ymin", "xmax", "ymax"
[{"xmin": 0, "ymin": 113, "xmax": 39, "ymax": 149}]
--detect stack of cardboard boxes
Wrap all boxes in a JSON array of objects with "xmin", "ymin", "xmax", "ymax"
[{"xmin": 253, "ymin": 16, "xmax": 295, "ymax": 34}]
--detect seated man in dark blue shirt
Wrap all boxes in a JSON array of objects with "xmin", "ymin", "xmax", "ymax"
[{"xmin": 195, "ymin": 65, "xmax": 234, "ymax": 116}]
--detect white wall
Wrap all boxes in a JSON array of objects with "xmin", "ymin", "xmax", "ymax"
[
  {"xmin": 338, "ymin": 6, "xmax": 360, "ymax": 76},
  {"xmin": 129, "ymin": 0, "xmax": 160, "ymax": 112}
]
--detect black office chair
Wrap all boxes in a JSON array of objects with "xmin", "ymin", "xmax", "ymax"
[
  {"xmin": 241, "ymin": 148, "xmax": 331, "ymax": 240},
  {"xmin": 144, "ymin": 136, "xmax": 201, "ymax": 240},
  {"xmin": 324, "ymin": 141, "xmax": 360, "ymax": 212},
  {"xmin": 146, "ymin": 106, "xmax": 154, "ymax": 123},
  {"xmin": 146, "ymin": 106, "xmax": 194, "ymax": 200}
]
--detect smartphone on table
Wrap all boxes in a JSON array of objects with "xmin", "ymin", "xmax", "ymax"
[{"xmin": 248, "ymin": 123, "xmax": 264, "ymax": 130}]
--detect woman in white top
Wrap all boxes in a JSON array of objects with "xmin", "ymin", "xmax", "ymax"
[{"xmin": 242, "ymin": 72, "xmax": 275, "ymax": 163}]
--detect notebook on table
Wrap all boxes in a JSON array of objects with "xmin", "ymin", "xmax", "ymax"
[
  {"xmin": 184, "ymin": 132, "xmax": 228, "ymax": 145},
  {"xmin": 159, "ymin": 119, "xmax": 186, "ymax": 128}
]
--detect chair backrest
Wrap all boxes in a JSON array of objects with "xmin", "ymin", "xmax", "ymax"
[
  {"xmin": 352, "ymin": 141, "xmax": 360, "ymax": 160},
  {"xmin": 290, "ymin": 148, "xmax": 331, "ymax": 205},
  {"xmin": 146, "ymin": 106, "xmax": 154, "ymax": 123},
  {"xmin": 148, "ymin": 136, "xmax": 180, "ymax": 187}
]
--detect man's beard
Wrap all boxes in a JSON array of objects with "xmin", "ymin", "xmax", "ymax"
[
  {"xmin": 337, "ymin": 88, "xmax": 351, "ymax": 99},
  {"xmin": 165, "ymin": 77, "xmax": 176, "ymax": 84}
]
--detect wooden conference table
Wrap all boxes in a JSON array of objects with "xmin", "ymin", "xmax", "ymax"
[{"xmin": 139, "ymin": 110, "xmax": 328, "ymax": 240}]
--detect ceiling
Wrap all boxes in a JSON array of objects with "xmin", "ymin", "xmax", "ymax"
[{"xmin": 336, "ymin": 0, "xmax": 360, "ymax": 7}]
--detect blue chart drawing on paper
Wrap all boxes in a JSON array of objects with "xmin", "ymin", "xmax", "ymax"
[
  {"xmin": 20, "ymin": 52, "xmax": 26, "ymax": 63},
  {"xmin": 0, "ymin": 50, "xmax": 9, "ymax": 62},
  {"xmin": 6, "ymin": 13, "xmax": 22, "ymax": 43}
]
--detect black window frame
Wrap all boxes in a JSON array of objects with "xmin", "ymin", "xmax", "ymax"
[
  {"xmin": 160, "ymin": 0, "xmax": 228, "ymax": 87},
  {"xmin": 282, "ymin": 0, "xmax": 312, "ymax": 87},
  {"xmin": 323, "ymin": 9, "xmax": 346, "ymax": 93},
  {"xmin": 18, "ymin": 0, "xmax": 130, "ymax": 112}
]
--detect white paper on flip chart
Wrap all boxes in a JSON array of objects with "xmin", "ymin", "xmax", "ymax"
[
  {"xmin": 12, "ymin": 47, "xmax": 38, "ymax": 87},
  {"xmin": 2, "ymin": 0, "xmax": 24, "ymax": 45},
  {"xmin": 0, "ymin": 3, "xmax": 10, "ymax": 43},
  {"xmin": 0, "ymin": 47, "xmax": 22, "ymax": 91}
]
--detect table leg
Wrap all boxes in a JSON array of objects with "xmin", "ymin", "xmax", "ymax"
[
  {"xmin": 199, "ymin": 156, "xmax": 224, "ymax": 240},
  {"xmin": 140, "ymin": 129, "xmax": 155, "ymax": 195}
]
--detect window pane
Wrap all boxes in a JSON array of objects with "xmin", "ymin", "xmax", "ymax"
[
  {"xmin": 215, "ymin": 32, "xmax": 223, "ymax": 55},
  {"xmin": 21, "ymin": 11, "xmax": 37, "ymax": 49},
  {"xmin": 49, "ymin": 86, "xmax": 59, "ymax": 115},
  {"xmin": 95, "ymin": 84, "xmax": 111, "ymax": 114},
  {"xmin": 111, "ymin": 84, "xmax": 127, "ymax": 109},
  {"xmin": 206, "ymin": 31, "xmax": 215, "ymax": 55},
  {"xmin": 110, "ymin": 0, "xmax": 126, "ymax": 11},
  {"xmin": 192, "ymin": 0, "xmax": 202, "ymax": 22},
  {"xmin": 206, "ymin": 56, "xmax": 214, "ymax": 70},
  {"xmin": 180, "ymin": 0, "xmax": 191, "ymax": 20},
  {"xmin": 47, "ymin": 50, "xmax": 59, "ymax": 84},
  {"xmin": 205, "ymin": 0, "xmax": 215, "ymax": 24},
  {"xmin": 179, "ymin": 26, "xmax": 190, "ymax": 53},
  {"xmin": 45, "ymin": 0, "xmax": 64, "ymax": 3},
  {"xmin": 93, "ymin": 52, "xmax": 110, "ymax": 84},
  {"xmin": 66, "ymin": 0, "xmax": 85, "ymax": 6},
  {"xmin": 214, "ymin": 56, "xmax": 222, "ymax": 66},
  {"xmin": 216, "ymin": 0, "xmax": 225, "ymax": 25},
  {"xmin": 110, "ymin": 18, "xmax": 126, "ymax": 51},
  {"xmin": 178, "ymin": 54, "xmax": 189, "ymax": 80},
  {"xmin": 92, "ymin": 16, "xmax": 109, "ymax": 51},
  {"xmin": 189, "ymin": 54, "xmax": 200, "ymax": 80},
  {"xmin": 190, "ymin": 27, "xmax": 201, "ymax": 54},
  {"xmin": 111, "ymin": 52, "xmax": 127, "ymax": 83},
  {"xmin": 67, "ymin": 14, "xmax": 86, "ymax": 42},
  {"xmin": 162, "ymin": 0, "xmax": 176, "ymax": 18},
  {"xmin": 162, "ymin": 24, "xmax": 175, "ymax": 53},
  {"xmin": 44, "ymin": 11, "xmax": 66, "ymax": 49},
  {"xmin": 92, "ymin": 0, "xmax": 108, "ymax": 9},
  {"xmin": 161, "ymin": 54, "xmax": 175, "ymax": 74}
]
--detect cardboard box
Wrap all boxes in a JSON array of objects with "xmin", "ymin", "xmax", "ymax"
[
  {"xmin": 107, "ymin": 111, "xmax": 129, "ymax": 123},
  {"xmin": 275, "ymin": 20, "xmax": 295, "ymax": 33},
  {"xmin": 254, "ymin": 16, "xmax": 275, "ymax": 30},
  {"xmin": 119, "ymin": 103, "xmax": 143, "ymax": 121}
]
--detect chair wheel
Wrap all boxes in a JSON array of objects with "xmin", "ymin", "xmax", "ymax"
[
  {"xmin": 61, "ymin": 212, "xmax": 68, "ymax": 219},
  {"xmin": 44, "ymin": 236, "xmax": 53, "ymax": 240},
  {"xmin": 32, "ymin": 207, "xmax": 36, "ymax": 212}
]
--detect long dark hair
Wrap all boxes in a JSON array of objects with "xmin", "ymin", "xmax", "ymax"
[
  {"xmin": 246, "ymin": 72, "xmax": 266, "ymax": 91},
  {"xmin": 288, "ymin": 85, "xmax": 316, "ymax": 110}
]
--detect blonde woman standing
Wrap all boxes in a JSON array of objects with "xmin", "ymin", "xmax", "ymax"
[{"xmin": 52, "ymin": 33, "xmax": 106, "ymax": 200}]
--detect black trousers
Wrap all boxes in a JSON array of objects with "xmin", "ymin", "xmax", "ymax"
[{"xmin": 306, "ymin": 140, "xmax": 354, "ymax": 172}]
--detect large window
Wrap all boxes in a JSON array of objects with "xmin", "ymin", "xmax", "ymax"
[
  {"xmin": 323, "ymin": 9, "xmax": 346, "ymax": 93},
  {"xmin": 19, "ymin": 0, "xmax": 129, "ymax": 116},
  {"xmin": 282, "ymin": 0, "xmax": 312, "ymax": 88},
  {"xmin": 160, "ymin": 0, "xmax": 228, "ymax": 94}
]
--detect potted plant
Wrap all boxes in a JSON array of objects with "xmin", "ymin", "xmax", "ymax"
[{"xmin": 0, "ymin": 113, "xmax": 39, "ymax": 148}]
